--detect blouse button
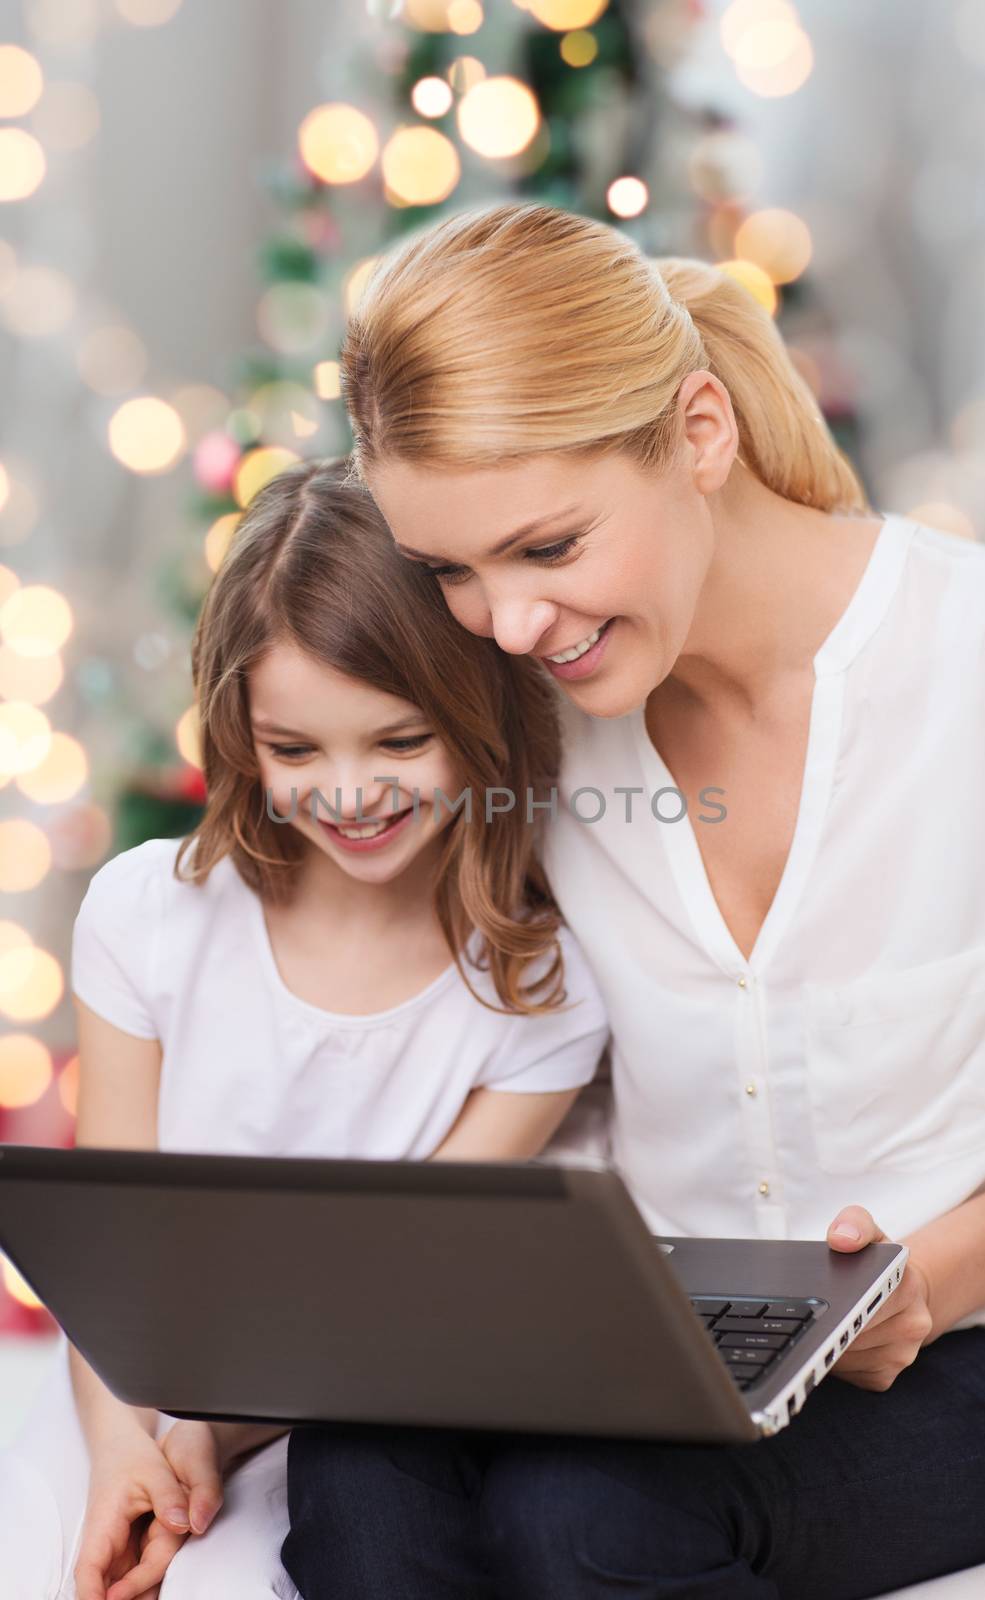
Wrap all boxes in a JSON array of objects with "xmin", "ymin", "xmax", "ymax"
[
  {"xmin": 758, "ymin": 1180, "xmax": 771, "ymax": 1196},
  {"xmin": 745, "ymin": 1082, "xmax": 757, "ymax": 1097},
  {"xmin": 737, "ymin": 976, "xmax": 747, "ymax": 988}
]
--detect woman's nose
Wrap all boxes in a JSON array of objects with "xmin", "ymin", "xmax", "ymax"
[{"xmin": 488, "ymin": 597, "xmax": 559, "ymax": 657}]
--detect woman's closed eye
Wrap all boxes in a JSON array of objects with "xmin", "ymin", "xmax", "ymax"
[{"xmin": 424, "ymin": 534, "xmax": 582, "ymax": 586}]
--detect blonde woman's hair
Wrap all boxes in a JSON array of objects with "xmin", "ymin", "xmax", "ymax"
[{"xmin": 340, "ymin": 201, "xmax": 868, "ymax": 513}]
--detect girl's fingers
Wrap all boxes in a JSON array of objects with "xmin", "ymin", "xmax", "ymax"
[
  {"xmin": 75, "ymin": 1511, "xmax": 137, "ymax": 1600},
  {"xmin": 103, "ymin": 1523, "xmax": 185, "ymax": 1600}
]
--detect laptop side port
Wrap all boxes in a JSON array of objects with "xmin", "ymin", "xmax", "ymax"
[
  {"xmin": 787, "ymin": 1395, "xmax": 797, "ymax": 1421},
  {"xmin": 839, "ymin": 1330, "xmax": 850, "ymax": 1348},
  {"xmin": 866, "ymin": 1291, "xmax": 883, "ymax": 1315},
  {"xmin": 824, "ymin": 1348, "xmax": 834, "ymax": 1368},
  {"xmin": 853, "ymin": 1314, "xmax": 863, "ymax": 1333},
  {"xmin": 804, "ymin": 1372, "xmax": 816, "ymax": 1395}
]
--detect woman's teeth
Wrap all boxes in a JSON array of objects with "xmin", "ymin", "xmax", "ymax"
[{"xmin": 546, "ymin": 623, "xmax": 605, "ymax": 664}]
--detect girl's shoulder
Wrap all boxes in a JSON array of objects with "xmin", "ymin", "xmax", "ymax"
[{"xmin": 79, "ymin": 834, "xmax": 242, "ymax": 919}]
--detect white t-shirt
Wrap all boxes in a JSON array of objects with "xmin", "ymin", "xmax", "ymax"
[
  {"xmin": 70, "ymin": 837, "xmax": 610, "ymax": 1160},
  {"xmin": 543, "ymin": 512, "xmax": 985, "ymax": 1330}
]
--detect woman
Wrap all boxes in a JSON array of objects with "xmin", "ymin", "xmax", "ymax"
[{"xmin": 280, "ymin": 203, "xmax": 985, "ymax": 1599}]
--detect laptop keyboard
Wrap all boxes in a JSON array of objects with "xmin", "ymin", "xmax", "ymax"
[{"xmin": 689, "ymin": 1296, "xmax": 817, "ymax": 1392}]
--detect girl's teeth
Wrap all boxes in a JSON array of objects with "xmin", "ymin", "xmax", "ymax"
[
  {"xmin": 336, "ymin": 817, "xmax": 394, "ymax": 839},
  {"xmin": 547, "ymin": 624, "xmax": 603, "ymax": 664}
]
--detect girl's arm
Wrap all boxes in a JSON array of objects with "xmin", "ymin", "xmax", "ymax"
[
  {"xmin": 429, "ymin": 1086, "xmax": 583, "ymax": 1161},
  {"xmin": 69, "ymin": 994, "xmax": 165, "ymax": 1453}
]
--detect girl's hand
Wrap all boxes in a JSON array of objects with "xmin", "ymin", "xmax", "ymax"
[
  {"xmin": 74, "ymin": 1428, "xmax": 194, "ymax": 1600},
  {"xmin": 825, "ymin": 1205, "xmax": 934, "ymax": 1391}
]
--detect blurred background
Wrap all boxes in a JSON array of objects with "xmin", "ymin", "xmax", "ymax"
[{"xmin": 1, "ymin": 0, "xmax": 984, "ymax": 1435}]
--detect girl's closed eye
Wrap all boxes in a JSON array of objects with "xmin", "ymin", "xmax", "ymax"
[
  {"xmin": 425, "ymin": 534, "xmax": 583, "ymax": 586},
  {"xmin": 265, "ymin": 736, "xmax": 433, "ymax": 760}
]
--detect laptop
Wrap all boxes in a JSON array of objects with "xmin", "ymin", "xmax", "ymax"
[{"xmin": 0, "ymin": 1143, "xmax": 906, "ymax": 1442}]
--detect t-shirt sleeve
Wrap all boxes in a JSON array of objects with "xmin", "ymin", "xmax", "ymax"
[
  {"xmin": 476, "ymin": 926, "xmax": 610, "ymax": 1094},
  {"xmin": 70, "ymin": 842, "xmax": 164, "ymax": 1040}
]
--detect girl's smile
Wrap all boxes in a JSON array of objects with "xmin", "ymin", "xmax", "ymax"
[{"xmin": 316, "ymin": 806, "xmax": 416, "ymax": 854}]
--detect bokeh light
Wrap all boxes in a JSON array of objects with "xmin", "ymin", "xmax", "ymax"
[
  {"xmin": 0, "ymin": 128, "xmax": 45, "ymax": 201},
  {"xmin": 1, "ymin": 1254, "xmax": 42, "ymax": 1310},
  {"xmin": 383, "ymin": 126, "xmax": 460, "ymax": 205},
  {"xmin": 26, "ymin": 0, "xmax": 100, "ymax": 48},
  {"xmin": 233, "ymin": 446, "xmax": 300, "ymax": 508},
  {"xmin": 559, "ymin": 29, "xmax": 598, "ymax": 66},
  {"xmin": 115, "ymin": 0, "xmax": 184, "ymax": 23},
  {"xmin": 458, "ymin": 77, "xmax": 540, "ymax": 158},
  {"xmin": 0, "ymin": 819, "xmax": 51, "ymax": 892},
  {"xmin": 204, "ymin": 512, "xmax": 241, "ymax": 573},
  {"xmin": 688, "ymin": 130, "xmax": 762, "ymax": 205},
  {"xmin": 0, "ymin": 644, "xmax": 62, "ymax": 705},
  {"xmin": 58, "ymin": 1051, "xmax": 79, "ymax": 1116},
  {"xmin": 0, "ymin": 943, "xmax": 63, "ymax": 1022},
  {"xmin": 314, "ymin": 360, "xmax": 342, "ymax": 400},
  {"xmin": 108, "ymin": 397, "xmax": 186, "ymax": 474},
  {"xmin": 448, "ymin": 56, "xmax": 486, "ymax": 92},
  {"xmin": 448, "ymin": 0, "xmax": 483, "ymax": 32},
  {"xmin": 0, "ymin": 1033, "xmax": 52, "ymax": 1111},
  {"xmin": 719, "ymin": 0, "xmax": 815, "ymax": 93},
  {"xmin": 412, "ymin": 76, "xmax": 454, "ymax": 117},
  {"xmin": 343, "ymin": 256, "xmax": 381, "ymax": 316},
  {"xmin": 717, "ymin": 257, "xmax": 778, "ymax": 314},
  {"xmin": 77, "ymin": 325, "xmax": 148, "ymax": 395},
  {"xmin": 31, "ymin": 79, "xmax": 101, "ymax": 151},
  {"xmin": 735, "ymin": 208, "xmax": 812, "ymax": 284},
  {"xmin": 0, "ymin": 703, "xmax": 52, "ymax": 777},
  {"xmin": 16, "ymin": 732, "xmax": 88, "ymax": 803},
  {"xmin": 0, "ymin": 264, "xmax": 75, "ymax": 337},
  {"xmin": 298, "ymin": 103, "xmax": 379, "ymax": 185},
  {"xmin": 529, "ymin": 0, "xmax": 608, "ymax": 27},
  {"xmin": 607, "ymin": 176, "xmax": 648, "ymax": 218},
  {"xmin": 175, "ymin": 706, "xmax": 202, "ymax": 769},
  {"xmin": 248, "ymin": 380, "xmax": 322, "ymax": 446},
  {"xmin": 0, "ymin": 585, "xmax": 72, "ymax": 658},
  {"xmin": 0, "ymin": 465, "xmax": 38, "ymax": 547},
  {"xmin": 905, "ymin": 502, "xmax": 976, "ymax": 541},
  {"xmin": 0, "ymin": 44, "xmax": 43, "ymax": 116}
]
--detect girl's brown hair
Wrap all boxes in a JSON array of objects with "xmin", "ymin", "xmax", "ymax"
[
  {"xmin": 340, "ymin": 200, "xmax": 869, "ymax": 514},
  {"xmin": 175, "ymin": 457, "xmax": 565, "ymax": 1014}
]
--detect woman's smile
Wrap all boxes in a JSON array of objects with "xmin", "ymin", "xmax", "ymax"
[{"xmin": 540, "ymin": 617, "xmax": 615, "ymax": 681}]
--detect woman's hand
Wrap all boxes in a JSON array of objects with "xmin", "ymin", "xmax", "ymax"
[
  {"xmin": 825, "ymin": 1204, "xmax": 935, "ymax": 1391},
  {"xmin": 73, "ymin": 1422, "xmax": 223, "ymax": 1600}
]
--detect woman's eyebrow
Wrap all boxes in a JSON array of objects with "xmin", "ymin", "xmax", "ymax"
[{"xmin": 395, "ymin": 504, "xmax": 582, "ymax": 563}]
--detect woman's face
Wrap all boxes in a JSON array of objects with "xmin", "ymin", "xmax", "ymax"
[
  {"xmin": 366, "ymin": 379, "xmax": 736, "ymax": 718},
  {"xmin": 250, "ymin": 642, "xmax": 460, "ymax": 887}
]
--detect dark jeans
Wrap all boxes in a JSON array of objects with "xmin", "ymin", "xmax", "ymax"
[{"xmin": 281, "ymin": 1327, "xmax": 985, "ymax": 1600}]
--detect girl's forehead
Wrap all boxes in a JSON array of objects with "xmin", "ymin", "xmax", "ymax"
[{"xmin": 250, "ymin": 645, "xmax": 423, "ymax": 724}]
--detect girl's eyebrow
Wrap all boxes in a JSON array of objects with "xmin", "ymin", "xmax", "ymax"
[
  {"xmin": 252, "ymin": 715, "xmax": 427, "ymax": 738},
  {"xmin": 251, "ymin": 718, "xmax": 310, "ymax": 737},
  {"xmin": 395, "ymin": 503, "xmax": 582, "ymax": 563}
]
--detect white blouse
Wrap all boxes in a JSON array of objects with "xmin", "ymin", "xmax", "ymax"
[{"xmin": 543, "ymin": 512, "xmax": 985, "ymax": 1330}]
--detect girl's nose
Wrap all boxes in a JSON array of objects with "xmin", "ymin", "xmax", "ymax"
[
  {"xmin": 309, "ymin": 773, "xmax": 390, "ymax": 823},
  {"xmin": 488, "ymin": 597, "xmax": 559, "ymax": 657}
]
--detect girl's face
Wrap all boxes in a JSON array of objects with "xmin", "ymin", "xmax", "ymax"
[
  {"xmin": 250, "ymin": 642, "xmax": 460, "ymax": 887},
  {"xmin": 366, "ymin": 371, "xmax": 737, "ymax": 718}
]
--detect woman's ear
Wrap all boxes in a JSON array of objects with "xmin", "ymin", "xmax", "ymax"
[{"xmin": 676, "ymin": 368, "xmax": 739, "ymax": 497}]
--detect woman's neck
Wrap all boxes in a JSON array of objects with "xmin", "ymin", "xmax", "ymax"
[{"xmin": 668, "ymin": 470, "xmax": 883, "ymax": 717}]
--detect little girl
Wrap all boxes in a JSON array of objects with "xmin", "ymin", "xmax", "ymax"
[{"xmin": 0, "ymin": 458, "xmax": 610, "ymax": 1600}]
